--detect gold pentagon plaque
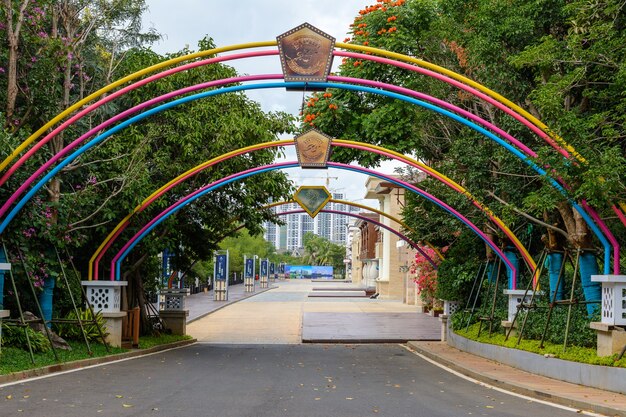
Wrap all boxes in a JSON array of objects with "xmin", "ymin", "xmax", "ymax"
[
  {"xmin": 277, "ymin": 23, "xmax": 335, "ymax": 83},
  {"xmin": 294, "ymin": 129, "xmax": 332, "ymax": 168},
  {"xmin": 293, "ymin": 186, "xmax": 332, "ymax": 218}
]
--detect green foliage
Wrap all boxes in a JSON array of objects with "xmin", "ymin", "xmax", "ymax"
[
  {"xmin": 1, "ymin": 323, "xmax": 50, "ymax": 353},
  {"xmin": 301, "ymin": 233, "xmax": 346, "ymax": 272},
  {"xmin": 516, "ymin": 303, "xmax": 598, "ymax": 348},
  {"xmin": 435, "ymin": 232, "xmax": 483, "ymax": 302},
  {"xmin": 216, "ymin": 229, "xmax": 278, "ymax": 275},
  {"xmin": 55, "ymin": 309, "xmax": 109, "ymax": 343}
]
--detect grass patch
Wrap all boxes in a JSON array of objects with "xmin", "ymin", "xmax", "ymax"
[
  {"xmin": 454, "ymin": 323, "xmax": 626, "ymax": 368},
  {"xmin": 0, "ymin": 334, "xmax": 193, "ymax": 375},
  {"xmin": 0, "ymin": 341, "xmax": 126, "ymax": 375},
  {"xmin": 137, "ymin": 334, "xmax": 193, "ymax": 349}
]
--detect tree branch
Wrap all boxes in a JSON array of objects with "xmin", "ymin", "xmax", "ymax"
[
  {"xmin": 487, "ymin": 191, "xmax": 569, "ymax": 239},
  {"xmin": 68, "ymin": 179, "xmax": 126, "ymax": 228}
]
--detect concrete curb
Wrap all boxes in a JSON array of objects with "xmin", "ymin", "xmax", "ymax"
[
  {"xmin": 0, "ymin": 338, "xmax": 196, "ymax": 385},
  {"xmin": 407, "ymin": 341, "xmax": 626, "ymax": 417}
]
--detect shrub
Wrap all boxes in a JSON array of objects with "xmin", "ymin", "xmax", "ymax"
[
  {"xmin": 1, "ymin": 322, "xmax": 51, "ymax": 353},
  {"xmin": 55, "ymin": 308, "xmax": 109, "ymax": 343}
]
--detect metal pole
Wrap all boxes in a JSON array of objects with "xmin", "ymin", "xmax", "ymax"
[
  {"xmin": 512, "ymin": 250, "xmax": 547, "ymax": 343},
  {"xmin": 465, "ymin": 261, "xmax": 486, "ymax": 331},
  {"xmin": 55, "ymin": 247, "xmax": 91, "ymax": 354},
  {"xmin": 2, "ymin": 241, "xmax": 35, "ymax": 363},
  {"xmin": 65, "ymin": 248, "xmax": 110, "ymax": 352},
  {"xmin": 563, "ymin": 249, "xmax": 581, "ymax": 352}
]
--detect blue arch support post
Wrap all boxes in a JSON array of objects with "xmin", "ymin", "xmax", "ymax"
[
  {"xmin": 579, "ymin": 251, "xmax": 601, "ymax": 317},
  {"xmin": 545, "ymin": 252, "xmax": 565, "ymax": 301},
  {"xmin": 38, "ymin": 247, "xmax": 55, "ymax": 328},
  {"xmin": 503, "ymin": 247, "xmax": 520, "ymax": 290}
]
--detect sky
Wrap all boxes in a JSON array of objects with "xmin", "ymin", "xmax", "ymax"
[{"xmin": 142, "ymin": 0, "xmax": 403, "ymax": 205}]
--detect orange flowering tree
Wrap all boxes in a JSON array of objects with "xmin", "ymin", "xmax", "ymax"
[{"xmin": 300, "ymin": 0, "xmax": 466, "ymax": 167}]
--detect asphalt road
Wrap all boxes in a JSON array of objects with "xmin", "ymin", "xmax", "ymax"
[{"xmin": 0, "ymin": 343, "xmax": 590, "ymax": 417}]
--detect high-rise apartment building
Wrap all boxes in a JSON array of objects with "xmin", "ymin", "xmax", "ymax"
[{"xmin": 264, "ymin": 193, "xmax": 360, "ymax": 252}]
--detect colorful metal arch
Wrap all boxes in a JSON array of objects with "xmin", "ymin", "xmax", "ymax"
[
  {"xmin": 3, "ymin": 78, "xmax": 601, "ymax": 276},
  {"xmin": 0, "ymin": 45, "xmax": 608, "ymax": 270},
  {"xmin": 108, "ymin": 161, "xmax": 517, "ymax": 284},
  {"xmin": 266, "ymin": 199, "xmax": 445, "ymax": 261},
  {"xmin": 87, "ymin": 139, "xmax": 526, "ymax": 282},
  {"xmin": 3, "ymin": 41, "xmax": 622, "ymax": 229},
  {"xmin": 0, "ymin": 42, "xmax": 583, "ymax": 173}
]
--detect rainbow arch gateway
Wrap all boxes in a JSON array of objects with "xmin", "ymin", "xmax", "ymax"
[{"xmin": 0, "ymin": 23, "xmax": 623, "ymax": 344}]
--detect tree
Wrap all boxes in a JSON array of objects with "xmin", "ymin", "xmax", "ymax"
[
  {"xmin": 0, "ymin": 0, "xmax": 160, "ymax": 324},
  {"xmin": 301, "ymin": 233, "xmax": 346, "ymax": 271},
  {"xmin": 300, "ymin": 0, "xmax": 625, "ymax": 308}
]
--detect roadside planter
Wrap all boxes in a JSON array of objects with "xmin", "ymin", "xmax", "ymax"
[
  {"xmin": 590, "ymin": 275, "xmax": 626, "ymax": 356},
  {"xmin": 81, "ymin": 280, "xmax": 128, "ymax": 347},
  {"xmin": 159, "ymin": 288, "xmax": 190, "ymax": 335},
  {"xmin": 447, "ymin": 330, "xmax": 626, "ymax": 395}
]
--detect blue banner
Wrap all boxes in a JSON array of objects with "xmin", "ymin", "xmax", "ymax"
[
  {"xmin": 261, "ymin": 259, "xmax": 268, "ymax": 277},
  {"xmin": 244, "ymin": 258, "xmax": 254, "ymax": 279},
  {"xmin": 215, "ymin": 254, "xmax": 227, "ymax": 280},
  {"xmin": 269, "ymin": 263, "xmax": 275, "ymax": 275}
]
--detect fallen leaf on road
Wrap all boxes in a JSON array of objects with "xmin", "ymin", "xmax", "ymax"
[
  {"xmin": 123, "ymin": 404, "xmax": 134, "ymax": 408},
  {"xmin": 6, "ymin": 395, "xmax": 12, "ymax": 400}
]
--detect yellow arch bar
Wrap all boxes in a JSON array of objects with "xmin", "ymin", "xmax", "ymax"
[
  {"xmin": 266, "ymin": 199, "xmax": 445, "ymax": 261},
  {"xmin": 89, "ymin": 139, "xmax": 534, "ymax": 280}
]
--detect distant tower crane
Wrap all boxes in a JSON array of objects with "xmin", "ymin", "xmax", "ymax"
[{"xmin": 308, "ymin": 173, "xmax": 338, "ymax": 187}]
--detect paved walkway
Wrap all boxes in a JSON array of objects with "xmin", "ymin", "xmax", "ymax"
[
  {"xmin": 185, "ymin": 281, "xmax": 272, "ymax": 322},
  {"xmin": 184, "ymin": 279, "xmax": 626, "ymax": 417},
  {"xmin": 186, "ymin": 279, "xmax": 439, "ymax": 344}
]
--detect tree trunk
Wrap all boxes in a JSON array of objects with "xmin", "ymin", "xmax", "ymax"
[
  {"xmin": 6, "ymin": 35, "xmax": 18, "ymax": 127},
  {"xmin": 3, "ymin": 0, "xmax": 30, "ymax": 128}
]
